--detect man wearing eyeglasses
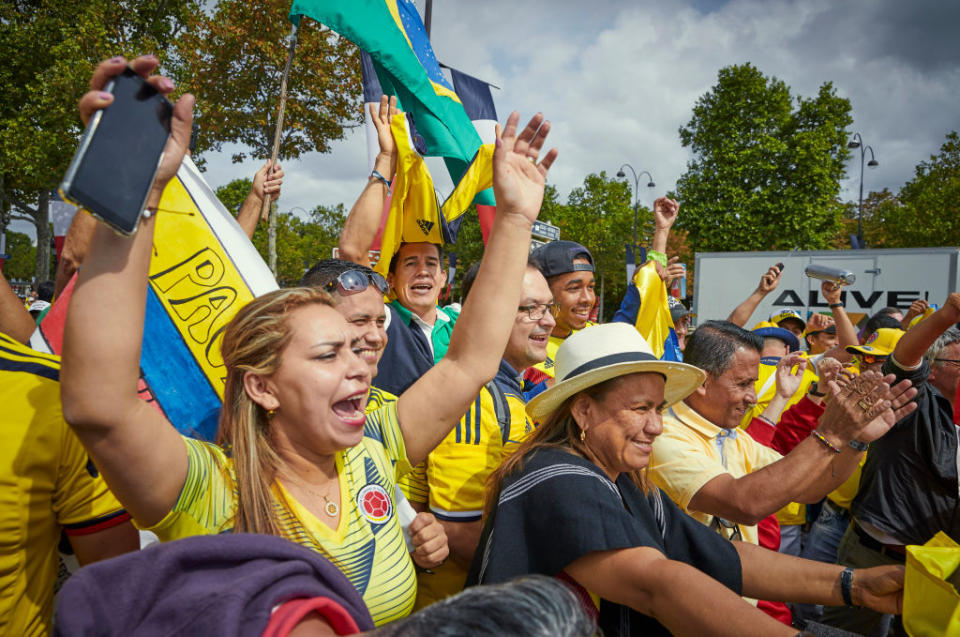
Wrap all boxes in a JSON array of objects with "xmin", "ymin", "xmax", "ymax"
[
  {"xmin": 412, "ymin": 259, "xmax": 556, "ymax": 610},
  {"xmin": 824, "ymin": 297, "xmax": 960, "ymax": 635}
]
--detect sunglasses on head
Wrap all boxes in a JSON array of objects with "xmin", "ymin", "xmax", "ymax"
[{"xmin": 324, "ymin": 270, "xmax": 389, "ymax": 297}]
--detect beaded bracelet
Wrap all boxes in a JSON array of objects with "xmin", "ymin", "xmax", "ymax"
[{"xmin": 810, "ymin": 429, "xmax": 842, "ymax": 454}]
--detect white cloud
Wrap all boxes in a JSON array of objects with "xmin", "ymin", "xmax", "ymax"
[{"xmin": 13, "ymin": 0, "xmax": 950, "ymax": 247}]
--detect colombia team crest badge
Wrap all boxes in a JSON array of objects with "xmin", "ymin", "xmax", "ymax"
[{"xmin": 357, "ymin": 484, "xmax": 393, "ymax": 524}]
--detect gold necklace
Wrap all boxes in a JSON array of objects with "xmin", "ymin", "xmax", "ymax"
[{"xmin": 284, "ymin": 477, "xmax": 340, "ymax": 517}]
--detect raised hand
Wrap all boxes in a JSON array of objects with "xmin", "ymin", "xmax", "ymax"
[
  {"xmin": 774, "ymin": 352, "xmax": 807, "ymax": 399},
  {"xmin": 253, "ymin": 160, "xmax": 284, "ymax": 221},
  {"xmin": 821, "ymin": 280, "xmax": 843, "ymax": 306},
  {"xmin": 663, "ymin": 256, "xmax": 686, "ymax": 286},
  {"xmin": 821, "ymin": 371, "xmax": 917, "ymax": 444},
  {"xmin": 491, "ymin": 111, "xmax": 558, "ymax": 226},
  {"xmin": 370, "ymin": 95, "xmax": 399, "ymax": 175},
  {"xmin": 79, "ymin": 55, "xmax": 194, "ymax": 214},
  {"xmin": 815, "ymin": 357, "xmax": 843, "ymax": 397},
  {"xmin": 653, "ymin": 197, "xmax": 679, "ymax": 230},
  {"xmin": 806, "ymin": 312, "xmax": 835, "ymax": 334},
  {"xmin": 757, "ymin": 264, "xmax": 783, "ymax": 295},
  {"xmin": 901, "ymin": 298, "xmax": 929, "ymax": 329}
]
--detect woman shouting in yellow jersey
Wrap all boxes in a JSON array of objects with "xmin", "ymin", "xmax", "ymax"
[{"xmin": 60, "ymin": 55, "xmax": 558, "ymax": 627}]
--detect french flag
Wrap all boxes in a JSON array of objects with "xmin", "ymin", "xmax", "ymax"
[{"xmin": 445, "ymin": 64, "xmax": 499, "ymax": 243}]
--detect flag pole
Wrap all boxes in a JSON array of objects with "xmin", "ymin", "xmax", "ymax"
[{"xmin": 263, "ymin": 23, "xmax": 299, "ymax": 277}]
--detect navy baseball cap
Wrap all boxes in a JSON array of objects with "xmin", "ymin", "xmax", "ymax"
[{"xmin": 530, "ymin": 240, "xmax": 595, "ymax": 279}]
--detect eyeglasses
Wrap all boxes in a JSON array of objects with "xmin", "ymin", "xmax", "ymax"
[
  {"xmin": 518, "ymin": 302, "xmax": 557, "ymax": 321},
  {"xmin": 711, "ymin": 516, "xmax": 742, "ymax": 542},
  {"xmin": 935, "ymin": 358, "xmax": 960, "ymax": 368},
  {"xmin": 324, "ymin": 270, "xmax": 389, "ymax": 297}
]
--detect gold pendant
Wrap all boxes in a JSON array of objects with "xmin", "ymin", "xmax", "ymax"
[{"xmin": 325, "ymin": 500, "xmax": 339, "ymax": 517}]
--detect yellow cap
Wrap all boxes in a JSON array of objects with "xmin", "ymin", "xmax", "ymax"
[{"xmin": 846, "ymin": 328, "xmax": 906, "ymax": 357}]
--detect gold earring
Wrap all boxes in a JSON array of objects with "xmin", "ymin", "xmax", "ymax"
[
  {"xmin": 267, "ymin": 407, "xmax": 277, "ymax": 419},
  {"xmin": 580, "ymin": 429, "xmax": 586, "ymax": 443}
]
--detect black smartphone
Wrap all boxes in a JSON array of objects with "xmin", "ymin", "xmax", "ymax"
[
  {"xmin": 775, "ymin": 262, "xmax": 785, "ymax": 273},
  {"xmin": 60, "ymin": 68, "xmax": 172, "ymax": 235}
]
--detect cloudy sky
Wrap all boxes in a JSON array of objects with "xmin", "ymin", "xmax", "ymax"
[
  {"xmin": 199, "ymin": 0, "xmax": 957, "ymax": 223},
  {"xmin": 12, "ymin": 0, "xmax": 957, "ymax": 240}
]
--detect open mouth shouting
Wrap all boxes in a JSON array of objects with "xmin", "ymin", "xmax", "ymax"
[{"xmin": 332, "ymin": 392, "xmax": 368, "ymax": 428}]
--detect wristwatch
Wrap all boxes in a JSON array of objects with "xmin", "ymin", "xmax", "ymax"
[
  {"xmin": 848, "ymin": 439, "xmax": 868, "ymax": 452},
  {"xmin": 809, "ymin": 382, "xmax": 827, "ymax": 397}
]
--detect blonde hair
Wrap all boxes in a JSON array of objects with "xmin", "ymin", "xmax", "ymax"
[
  {"xmin": 217, "ymin": 287, "xmax": 336, "ymax": 535},
  {"xmin": 485, "ymin": 376, "xmax": 652, "ymax": 519}
]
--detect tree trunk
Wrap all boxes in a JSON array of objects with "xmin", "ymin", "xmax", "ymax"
[{"xmin": 34, "ymin": 190, "xmax": 51, "ymax": 284}]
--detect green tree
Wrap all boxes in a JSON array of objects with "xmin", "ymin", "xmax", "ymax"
[
  {"xmin": 839, "ymin": 132, "xmax": 960, "ymax": 248},
  {"xmin": 674, "ymin": 63, "xmax": 852, "ymax": 252},
  {"xmin": 835, "ymin": 189, "xmax": 901, "ymax": 248},
  {"xmin": 214, "ymin": 177, "xmax": 254, "ymax": 216},
  {"xmin": 1, "ymin": 231, "xmax": 37, "ymax": 282},
  {"xmin": 172, "ymin": 0, "xmax": 363, "ymax": 275},
  {"xmin": 172, "ymin": 0, "xmax": 362, "ymax": 163},
  {"xmin": 884, "ymin": 131, "xmax": 960, "ymax": 247},
  {"xmin": 0, "ymin": 0, "xmax": 197, "ymax": 283},
  {"xmin": 216, "ymin": 177, "xmax": 347, "ymax": 286}
]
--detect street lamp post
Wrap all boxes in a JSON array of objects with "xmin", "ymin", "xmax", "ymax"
[
  {"xmin": 847, "ymin": 133, "xmax": 879, "ymax": 249},
  {"xmin": 616, "ymin": 163, "xmax": 656, "ymax": 262}
]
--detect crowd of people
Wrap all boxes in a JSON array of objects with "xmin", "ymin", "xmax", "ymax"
[{"xmin": 1, "ymin": 54, "xmax": 958, "ymax": 637}]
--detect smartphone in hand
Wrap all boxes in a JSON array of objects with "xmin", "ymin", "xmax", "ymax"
[{"xmin": 60, "ymin": 68, "xmax": 172, "ymax": 236}]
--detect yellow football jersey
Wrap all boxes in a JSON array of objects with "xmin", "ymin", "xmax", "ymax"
[
  {"xmin": 146, "ymin": 401, "xmax": 416, "ymax": 626},
  {"xmin": 415, "ymin": 382, "xmax": 533, "ymax": 609},
  {"xmin": 0, "ymin": 333, "xmax": 127, "ymax": 636}
]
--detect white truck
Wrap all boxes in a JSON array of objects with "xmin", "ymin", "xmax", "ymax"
[{"xmin": 692, "ymin": 247, "xmax": 960, "ymax": 327}]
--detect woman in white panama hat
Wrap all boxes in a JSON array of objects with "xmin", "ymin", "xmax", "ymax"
[{"xmin": 469, "ymin": 322, "xmax": 907, "ymax": 636}]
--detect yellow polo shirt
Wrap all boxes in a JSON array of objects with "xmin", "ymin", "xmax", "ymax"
[{"xmin": 649, "ymin": 400, "xmax": 783, "ymax": 546}]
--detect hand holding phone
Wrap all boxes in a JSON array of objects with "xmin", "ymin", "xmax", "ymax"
[{"xmin": 62, "ymin": 57, "xmax": 194, "ymax": 235}]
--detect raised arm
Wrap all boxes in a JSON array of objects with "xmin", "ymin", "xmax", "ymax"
[
  {"xmin": 892, "ymin": 292, "xmax": 960, "ymax": 367},
  {"xmin": 900, "ymin": 298, "xmax": 929, "ymax": 331},
  {"xmin": 823, "ymin": 281, "xmax": 858, "ymax": 348},
  {"xmin": 398, "ymin": 112, "xmax": 558, "ymax": 465},
  {"xmin": 689, "ymin": 371, "xmax": 917, "ymax": 524},
  {"xmin": 60, "ymin": 55, "xmax": 195, "ymax": 527},
  {"xmin": 649, "ymin": 196, "xmax": 678, "ymax": 256},
  {"xmin": 0, "ymin": 267, "xmax": 36, "ymax": 344},
  {"xmin": 236, "ymin": 160, "xmax": 284, "ymax": 239},
  {"xmin": 338, "ymin": 95, "xmax": 398, "ymax": 266},
  {"xmin": 727, "ymin": 264, "xmax": 782, "ymax": 327}
]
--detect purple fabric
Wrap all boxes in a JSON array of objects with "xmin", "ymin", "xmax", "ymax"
[{"xmin": 54, "ymin": 533, "xmax": 375, "ymax": 637}]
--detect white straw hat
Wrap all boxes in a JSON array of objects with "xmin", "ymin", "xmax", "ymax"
[{"xmin": 526, "ymin": 323, "xmax": 706, "ymax": 422}]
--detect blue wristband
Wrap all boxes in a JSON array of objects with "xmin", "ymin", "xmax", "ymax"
[{"xmin": 370, "ymin": 170, "xmax": 391, "ymax": 194}]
